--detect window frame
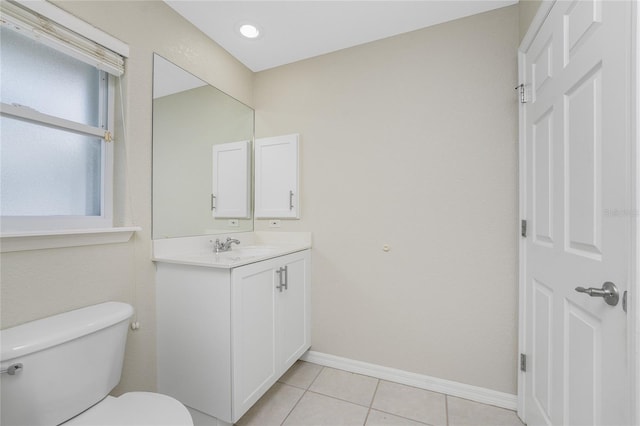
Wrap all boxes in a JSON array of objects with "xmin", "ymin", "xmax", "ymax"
[{"xmin": 0, "ymin": 1, "xmax": 120, "ymax": 234}]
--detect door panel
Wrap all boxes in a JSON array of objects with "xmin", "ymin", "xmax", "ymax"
[
  {"xmin": 231, "ymin": 260, "xmax": 277, "ymax": 420},
  {"xmin": 565, "ymin": 64, "xmax": 603, "ymax": 258},
  {"xmin": 564, "ymin": 0, "xmax": 601, "ymax": 64},
  {"xmin": 254, "ymin": 134, "xmax": 300, "ymax": 218},
  {"xmin": 278, "ymin": 252, "xmax": 311, "ymax": 370},
  {"xmin": 212, "ymin": 140, "xmax": 251, "ymax": 218},
  {"xmin": 532, "ymin": 279, "xmax": 553, "ymax": 424},
  {"xmin": 533, "ymin": 108, "xmax": 554, "ymax": 246},
  {"xmin": 564, "ymin": 301, "xmax": 601, "ymax": 426},
  {"xmin": 533, "ymin": 37, "xmax": 553, "ymax": 95}
]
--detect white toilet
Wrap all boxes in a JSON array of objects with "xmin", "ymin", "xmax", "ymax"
[{"xmin": 0, "ymin": 302, "xmax": 193, "ymax": 426}]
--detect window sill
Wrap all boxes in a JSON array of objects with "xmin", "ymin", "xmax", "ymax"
[{"xmin": 0, "ymin": 227, "xmax": 141, "ymax": 253}]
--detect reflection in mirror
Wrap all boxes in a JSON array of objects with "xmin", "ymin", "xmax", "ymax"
[{"xmin": 152, "ymin": 54, "xmax": 254, "ymax": 239}]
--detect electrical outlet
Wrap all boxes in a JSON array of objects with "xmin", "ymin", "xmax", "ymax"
[
  {"xmin": 269, "ymin": 219, "xmax": 281, "ymax": 228},
  {"xmin": 228, "ymin": 219, "xmax": 239, "ymax": 227}
]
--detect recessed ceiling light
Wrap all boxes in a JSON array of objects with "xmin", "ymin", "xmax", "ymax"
[{"xmin": 239, "ymin": 24, "xmax": 260, "ymax": 39}]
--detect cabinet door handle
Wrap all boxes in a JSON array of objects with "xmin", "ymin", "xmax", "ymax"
[
  {"xmin": 289, "ymin": 190, "xmax": 294, "ymax": 211},
  {"xmin": 211, "ymin": 194, "xmax": 216, "ymax": 211},
  {"xmin": 275, "ymin": 266, "xmax": 288, "ymax": 292},
  {"xmin": 276, "ymin": 267, "xmax": 284, "ymax": 292},
  {"xmin": 283, "ymin": 265, "xmax": 288, "ymax": 290}
]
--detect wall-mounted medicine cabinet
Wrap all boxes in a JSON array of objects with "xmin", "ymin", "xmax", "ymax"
[{"xmin": 254, "ymin": 134, "xmax": 300, "ymax": 219}]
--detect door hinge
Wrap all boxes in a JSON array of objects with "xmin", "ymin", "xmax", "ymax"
[
  {"xmin": 520, "ymin": 353, "xmax": 527, "ymax": 372},
  {"xmin": 515, "ymin": 83, "xmax": 528, "ymax": 104},
  {"xmin": 521, "ymin": 219, "xmax": 527, "ymax": 238}
]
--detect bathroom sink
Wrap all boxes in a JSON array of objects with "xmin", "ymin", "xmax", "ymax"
[
  {"xmin": 224, "ymin": 245, "xmax": 278, "ymax": 257},
  {"xmin": 171, "ymin": 246, "xmax": 279, "ymax": 264},
  {"xmin": 153, "ymin": 242, "xmax": 309, "ymax": 268}
]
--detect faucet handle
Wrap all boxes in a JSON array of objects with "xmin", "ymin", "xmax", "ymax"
[{"xmin": 211, "ymin": 238, "xmax": 223, "ymax": 253}]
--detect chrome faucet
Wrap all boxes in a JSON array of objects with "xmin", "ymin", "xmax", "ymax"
[{"xmin": 213, "ymin": 237, "xmax": 241, "ymax": 253}]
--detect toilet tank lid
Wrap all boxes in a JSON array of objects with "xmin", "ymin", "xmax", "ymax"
[{"xmin": 1, "ymin": 302, "xmax": 134, "ymax": 362}]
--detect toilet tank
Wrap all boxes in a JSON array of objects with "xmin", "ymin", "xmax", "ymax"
[{"xmin": 0, "ymin": 302, "xmax": 134, "ymax": 426}]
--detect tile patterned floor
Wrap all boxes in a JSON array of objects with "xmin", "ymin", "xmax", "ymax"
[{"xmin": 236, "ymin": 361, "xmax": 525, "ymax": 426}]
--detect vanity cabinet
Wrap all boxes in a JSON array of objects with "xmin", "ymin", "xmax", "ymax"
[
  {"xmin": 156, "ymin": 250, "xmax": 311, "ymax": 424},
  {"xmin": 254, "ymin": 134, "xmax": 299, "ymax": 219}
]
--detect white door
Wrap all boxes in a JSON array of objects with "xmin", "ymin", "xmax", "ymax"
[
  {"xmin": 254, "ymin": 134, "xmax": 300, "ymax": 218},
  {"xmin": 277, "ymin": 251, "xmax": 311, "ymax": 371},
  {"xmin": 212, "ymin": 140, "xmax": 250, "ymax": 218},
  {"xmin": 521, "ymin": 1, "xmax": 632, "ymax": 425}
]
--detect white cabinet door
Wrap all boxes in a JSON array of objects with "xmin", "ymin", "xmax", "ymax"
[
  {"xmin": 212, "ymin": 140, "xmax": 250, "ymax": 218},
  {"xmin": 231, "ymin": 259, "xmax": 278, "ymax": 421},
  {"xmin": 277, "ymin": 251, "xmax": 311, "ymax": 371},
  {"xmin": 254, "ymin": 134, "xmax": 299, "ymax": 218}
]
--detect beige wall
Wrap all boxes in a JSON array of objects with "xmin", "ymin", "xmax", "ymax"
[
  {"xmin": 254, "ymin": 5, "xmax": 519, "ymax": 394},
  {"xmin": 519, "ymin": 0, "xmax": 543, "ymax": 41},
  {"xmin": 0, "ymin": 1, "xmax": 253, "ymax": 394}
]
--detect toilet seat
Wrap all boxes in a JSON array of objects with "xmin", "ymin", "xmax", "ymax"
[{"xmin": 64, "ymin": 392, "xmax": 193, "ymax": 425}]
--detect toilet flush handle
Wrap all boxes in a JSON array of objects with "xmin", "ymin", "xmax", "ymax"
[{"xmin": 0, "ymin": 363, "xmax": 23, "ymax": 375}]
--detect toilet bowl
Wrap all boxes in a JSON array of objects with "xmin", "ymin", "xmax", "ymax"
[
  {"xmin": 0, "ymin": 302, "xmax": 193, "ymax": 426},
  {"xmin": 65, "ymin": 392, "xmax": 192, "ymax": 425}
]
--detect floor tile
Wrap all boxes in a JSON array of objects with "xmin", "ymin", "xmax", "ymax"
[
  {"xmin": 282, "ymin": 391, "xmax": 369, "ymax": 426},
  {"xmin": 309, "ymin": 367, "xmax": 379, "ymax": 406},
  {"xmin": 447, "ymin": 396, "xmax": 524, "ymax": 426},
  {"xmin": 371, "ymin": 381, "xmax": 447, "ymax": 426},
  {"xmin": 279, "ymin": 361, "xmax": 324, "ymax": 389},
  {"xmin": 365, "ymin": 409, "xmax": 429, "ymax": 425},
  {"xmin": 236, "ymin": 383, "xmax": 305, "ymax": 426}
]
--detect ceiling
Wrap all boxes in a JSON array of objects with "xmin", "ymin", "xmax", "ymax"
[{"xmin": 164, "ymin": 1, "xmax": 518, "ymax": 72}]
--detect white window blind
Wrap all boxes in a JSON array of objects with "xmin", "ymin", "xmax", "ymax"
[{"xmin": 0, "ymin": 0, "xmax": 124, "ymax": 76}]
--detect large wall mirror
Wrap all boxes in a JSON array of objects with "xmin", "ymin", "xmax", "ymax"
[{"xmin": 152, "ymin": 54, "xmax": 254, "ymax": 239}]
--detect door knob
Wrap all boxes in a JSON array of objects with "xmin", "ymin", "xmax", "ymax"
[{"xmin": 575, "ymin": 281, "xmax": 619, "ymax": 306}]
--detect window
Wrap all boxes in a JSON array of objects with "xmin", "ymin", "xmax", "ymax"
[{"xmin": 0, "ymin": 0, "xmax": 125, "ymax": 233}]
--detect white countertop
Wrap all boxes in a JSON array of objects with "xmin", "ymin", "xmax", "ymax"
[{"xmin": 152, "ymin": 232, "xmax": 311, "ymax": 269}]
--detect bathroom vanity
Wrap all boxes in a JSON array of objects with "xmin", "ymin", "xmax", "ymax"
[{"xmin": 153, "ymin": 232, "xmax": 311, "ymax": 424}]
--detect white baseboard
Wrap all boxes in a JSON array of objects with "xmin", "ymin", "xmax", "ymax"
[{"xmin": 301, "ymin": 350, "xmax": 517, "ymax": 411}]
